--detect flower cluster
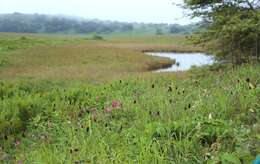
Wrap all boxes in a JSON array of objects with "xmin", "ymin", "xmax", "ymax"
[
  {"xmin": 112, "ymin": 100, "xmax": 122, "ymax": 109},
  {"xmin": 104, "ymin": 100, "xmax": 122, "ymax": 113}
]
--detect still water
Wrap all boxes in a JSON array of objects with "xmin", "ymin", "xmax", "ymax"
[{"xmin": 146, "ymin": 52, "xmax": 214, "ymax": 72}]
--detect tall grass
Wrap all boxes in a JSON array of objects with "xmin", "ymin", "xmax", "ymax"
[{"xmin": 0, "ymin": 64, "xmax": 259, "ymax": 163}]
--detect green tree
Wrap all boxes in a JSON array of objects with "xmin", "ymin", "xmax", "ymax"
[
  {"xmin": 156, "ymin": 28, "xmax": 164, "ymax": 35},
  {"xmin": 184, "ymin": 0, "xmax": 260, "ymax": 64}
]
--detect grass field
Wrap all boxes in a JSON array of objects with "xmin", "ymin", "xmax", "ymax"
[
  {"xmin": 0, "ymin": 33, "xmax": 201, "ymax": 82},
  {"xmin": 0, "ymin": 33, "xmax": 259, "ymax": 163}
]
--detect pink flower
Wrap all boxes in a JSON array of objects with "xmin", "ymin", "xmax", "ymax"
[
  {"xmin": 14, "ymin": 140, "xmax": 21, "ymax": 147},
  {"xmin": 112, "ymin": 100, "xmax": 122, "ymax": 109},
  {"xmin": 17, "ymin": 160, "xmax": 23, "ymax": 164},
  {"xmin": 104, "ymin": 107, "xmax": 112, "ymax": 113}
]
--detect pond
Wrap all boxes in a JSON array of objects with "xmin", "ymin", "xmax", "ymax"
[{"xmin": 146, "ymin": 52, "xmax": 214, "ymax": 72}]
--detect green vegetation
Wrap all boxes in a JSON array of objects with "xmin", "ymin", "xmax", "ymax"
[
  {"xmin": 91, "ymin": 35, "xmax": 104, "ymax": 40},
  {"xmin": 0, "ymin": 33, "xmax": 259, "ymax": 163},
  {"xmin": 0, "ymin": 64, "xmax": 259, "ymax": 163},
  {"xmin": 0, "ymin": 33, "xmax": 199, "ymax": 82},
  {"xmin": 184, "ymin": 0, "xmax": 260, "ymax": 64},
  {"xmin": 0, "ymin": 33, "xmax": 82, "ymax": 53}
]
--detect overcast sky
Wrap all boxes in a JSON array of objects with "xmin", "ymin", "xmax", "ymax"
[{"xmin": 0, "ymin": 0, "xmax": 197, "ymax": 24}]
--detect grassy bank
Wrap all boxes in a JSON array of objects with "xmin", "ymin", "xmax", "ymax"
[{"xmin": 0, "ymin": 33, "xmax": 259, "ymax": 163}]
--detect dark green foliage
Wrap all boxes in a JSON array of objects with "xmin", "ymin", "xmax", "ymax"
[
  {"xmin": 92, "ymin": 35, "xmax": 104, "ymax": 40},
  {"xmin": 184, "ymin": 0, "xmax": 260, "ymax": 64}
]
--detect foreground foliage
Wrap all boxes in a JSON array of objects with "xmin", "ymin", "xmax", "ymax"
[{"xmin": 0, "ymin": 64, "xmax": 259, "ymax": 163}]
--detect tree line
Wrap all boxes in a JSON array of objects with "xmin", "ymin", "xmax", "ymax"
[{"xmin": 0, "ymin": 13, "xmax": 200, "ymax": 35}]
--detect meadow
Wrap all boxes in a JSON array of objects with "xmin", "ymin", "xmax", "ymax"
[
  {"xmin": 0, "ymin": 33, "xmax": 202, "ymax": 82},
  {"xmin": 0, "ymin": 33, "xmax": 259, "ymax": 163}
]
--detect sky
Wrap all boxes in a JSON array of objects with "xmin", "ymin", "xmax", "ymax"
[{"xmin": 0, "ymin": 0, "xmax": 197, "ymax": 25}]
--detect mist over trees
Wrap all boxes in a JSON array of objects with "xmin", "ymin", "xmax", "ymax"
[{"xmin": 0, "ymin": 13, "xmax": 199, "ymax": 35}]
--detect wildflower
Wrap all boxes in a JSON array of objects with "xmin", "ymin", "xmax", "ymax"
[
  {"xmin": 96, "ymin": 96, "xmax": 100, "ymax": 102},
  {"xmin": 112, "ymin": 100, "xmax": 122, "ymax": 109},
  {"xmin": 104, "ymin": 107, "xmax": 112, "ymax": 113},
  {"xmin": 246, "ymin": 78, "xmax": 250, "ymax": 83},
  {"xmin": 118, "ymin": 125, "xmax": 123, "ymax": 132},
  {"xmin": 17, "ymin": 160, "xmax": 23, "ymax": 164},
  {"xmin": 91, "ymin": 108, "xmax": 98, "ymax": 113},
  {"xmin": 91, "ymin": 109, "xmax": 98, "ymax": 121},
  {"xmin": 78, "ymin": 110, "xmax": 85, "ymax": 118},
  {"xmin": 14, "ymin": 140, "xmax": 21, "ymax": 147}
]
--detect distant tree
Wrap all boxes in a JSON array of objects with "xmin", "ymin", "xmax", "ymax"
[
  {"xmin": 156, "ymin": 28, "xmax": 163, "ymax": 35},
  {"xmin": 120, "ymin": 24, "xmax": 134, "ymax": 32},
  {"xmin": 184, "ymin": 0, "xmax": 260, "ymax": 64},
  {"xmin": 170, "ymin": 24, "xmax": 183, "ymax": 34},
  {"xmin": 92, "ymin": 35, "xmax": 104, "ymax": 40}
]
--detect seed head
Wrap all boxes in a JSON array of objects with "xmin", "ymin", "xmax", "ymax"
[{"xmin": 246, "ymin": 78, "xmax": 250, "ymax": 83}]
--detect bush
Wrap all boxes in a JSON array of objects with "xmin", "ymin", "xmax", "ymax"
[{"xmin": 92, "ymin": 35, "xmax": 104, "ymax": 40}]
